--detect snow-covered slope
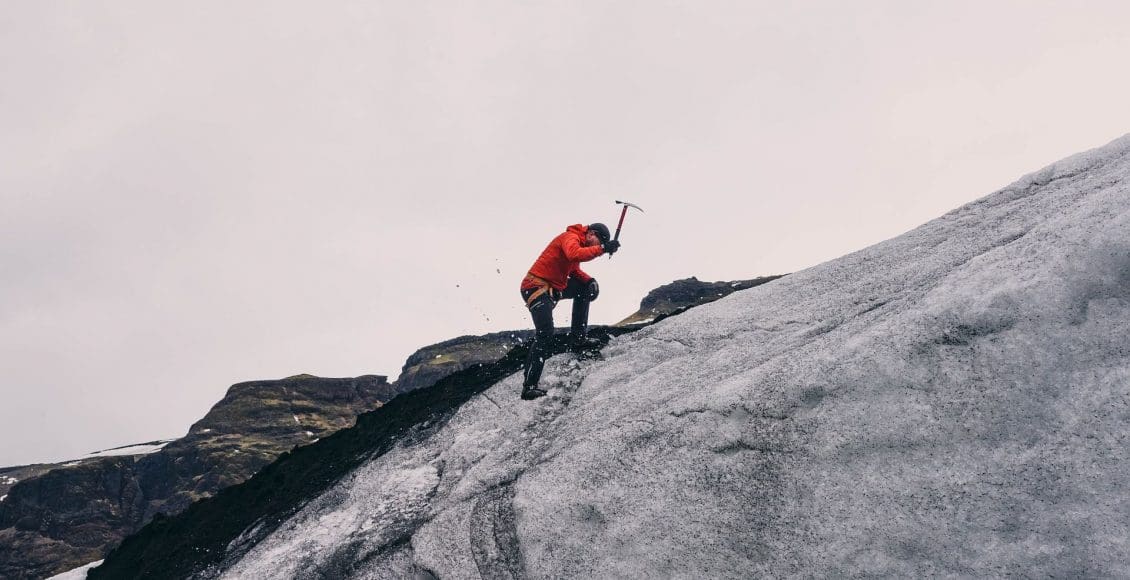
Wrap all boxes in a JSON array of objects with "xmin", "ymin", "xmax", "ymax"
[{"xmin": 222, "ymin": 135, "xmax": 1130, "ymax": 578}]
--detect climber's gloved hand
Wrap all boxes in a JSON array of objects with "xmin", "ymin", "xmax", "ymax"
[
  {"xmin": 602, "ymin": 240, "xmax": 621, "ymax": 255},
  {"xmin": 586, "ymin": 279, "xmax": 600, "ymax": 301}
]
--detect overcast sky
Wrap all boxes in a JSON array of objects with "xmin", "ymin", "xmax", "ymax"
[{"xmin": 3, "ymin": 1, "xmax": 1130, "ymax": 467}]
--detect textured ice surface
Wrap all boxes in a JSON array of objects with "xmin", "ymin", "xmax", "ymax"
[{"xmin": 218, "ymin": 135, "xmax": 1130, "ymax": 578}]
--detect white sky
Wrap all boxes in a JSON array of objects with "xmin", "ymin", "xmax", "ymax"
[{"xmin": 2, "ymin": 1, "xmax": 1130, "ymax": 467}]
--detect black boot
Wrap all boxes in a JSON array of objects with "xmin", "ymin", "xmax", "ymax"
[
  {"xmin": 521, "ymin": 385, "xmax": 547, "ymax": 400},
  {"xmin": 522, "ymin": 336, "xmax": 551, "ymax": 391},
  {"xmin": 568, "ymin": 333, "xmax": 604, "ymax": 358},
  {"xmin": 521, "ymin": 342, "xmax": 549, "ymax": 400}
]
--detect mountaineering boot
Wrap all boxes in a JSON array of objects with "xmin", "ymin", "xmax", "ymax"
[
  {"xmin": 521, "ymin": 385, "xmax": 547, "ymax": 400},
  {"xmin": 568, "ymin": 334, "xmax": 604, "ymax": 359},
  {"xmin": 522, "ymin": 339, "xmax": 549, "ymax": 389}
]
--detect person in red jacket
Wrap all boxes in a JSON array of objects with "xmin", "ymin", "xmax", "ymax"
[{"xmin": 519, "ymin": 222, "xmax": 621, "ymax": 399}]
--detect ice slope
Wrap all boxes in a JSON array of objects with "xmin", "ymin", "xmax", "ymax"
[{"xmin": 218, "ymin": 135, "xmax": 1130, "ymax": 578}]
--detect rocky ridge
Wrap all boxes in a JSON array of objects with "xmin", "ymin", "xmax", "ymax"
[
  {"xmin": 0, "ymin": 374, "xmax": 393, "ymax": 579},
  {"xmin": 394, "ymin": 331, "xmax": 535, "ymax": 393},
  {"xmin": 616, "ymin": 275, "xmax": 785, "ymax": 325}
]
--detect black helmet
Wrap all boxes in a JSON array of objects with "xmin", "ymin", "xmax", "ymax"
[{"xmin": 588, "ymin": 223, "xmax": 611, "ymax": 243}]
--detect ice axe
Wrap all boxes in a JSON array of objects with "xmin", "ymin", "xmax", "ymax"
[{"xmin": 609, "ymin": 200, "xmax": 644, "ymax": 258}]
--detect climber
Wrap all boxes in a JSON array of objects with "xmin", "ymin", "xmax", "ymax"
[{"xmin": 519, "ymin": 223, "xmax": 620, "ymax": 400}]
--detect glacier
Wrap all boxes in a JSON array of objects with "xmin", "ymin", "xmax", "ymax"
[
  {"xmin": 103, "ymin": 134, "xmax": 1130, "ymax": 578},
  {"xmin": 226, "ymin": 136, "xmax": 1130, "ymax": 578}
]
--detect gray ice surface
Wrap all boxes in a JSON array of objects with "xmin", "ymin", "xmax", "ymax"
[{"xmin": 218, "ymin": 134, "xmax": 1130, "ymax": 578}]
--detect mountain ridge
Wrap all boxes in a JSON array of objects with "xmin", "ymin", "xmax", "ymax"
[{"xmin": 0, "ymin": 375, "xmax": 395, "ymax": 579}]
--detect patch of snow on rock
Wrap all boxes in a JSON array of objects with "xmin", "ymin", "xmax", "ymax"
[
  {"xmin": 46, "ymin": 560, "xmax": 103, "ymax": 579},
  {"xmin": 80, "ymin": 441, "xmax": 172, "ymax": 459}
]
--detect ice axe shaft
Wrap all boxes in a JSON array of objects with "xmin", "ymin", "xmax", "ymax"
[
  {"xmin": 613, "ymin": 200, "xmax": 643, "ymax": 241},
  {"xmin": 609, "ymin": 200, "xmax": 643, "ymax": 259}
]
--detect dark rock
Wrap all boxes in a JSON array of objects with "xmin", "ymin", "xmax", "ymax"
[
  {"xmin": 394, "ymin": 331, "xmax": 534, "ymax": 393},
  {"xmin": 617, "ymin": 275, "xmax": 785, "ymax": 325},
  {"xmin": 0, "ymin": 374, "xmax": 393, "ymax": 580}
]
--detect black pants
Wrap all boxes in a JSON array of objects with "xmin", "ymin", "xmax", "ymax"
[{"xmin": 520, "ymin": 276, "xmax": 591, "ymax": 387}]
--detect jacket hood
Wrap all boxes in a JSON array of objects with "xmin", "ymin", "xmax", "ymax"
[{"xmin": 566, "ymin": 224, "xmax": 588, "ymax": 236}]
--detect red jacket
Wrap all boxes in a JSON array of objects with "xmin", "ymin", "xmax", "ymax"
[{"xmin": 521, "ymin": 224, "xmax": 605, "ymax": 290}]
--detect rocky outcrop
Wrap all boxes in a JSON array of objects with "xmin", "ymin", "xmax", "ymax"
[
  {"xmin": 0, "ymin": 457, "xmax": 141, "ymax": 579},
  {"xmin": 0, "ymin": 374, "xmax": 392, "ymax": 580},
  {"xmin": 394, "ymin": 331, "xmax": 534, "ymax": 393},
  {"xmin": 616, "ymin": 275, "xmax": 785, "ymax": 325},
  {"xmin": 0, "ymin": 466, "xmax": 58, "ymax": 504}
]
